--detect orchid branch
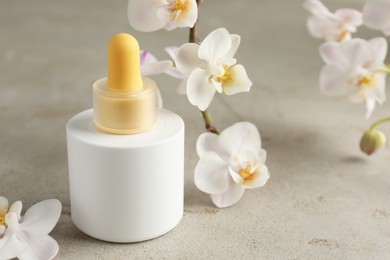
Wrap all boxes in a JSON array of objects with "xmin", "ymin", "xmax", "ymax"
[
  {"xmin": 369, "ymin": 117, "xmax": 390, "ymax": 130},
  {"xmin": 189, "ymin": 0, "xmax": 220, "ymax": 135}
]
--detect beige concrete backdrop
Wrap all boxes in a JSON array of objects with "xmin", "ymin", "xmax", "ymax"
[{"xmin": 0, "ymin": 0, "xmax": 389, "ymax": 259}]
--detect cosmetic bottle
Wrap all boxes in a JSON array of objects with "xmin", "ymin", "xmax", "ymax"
[{"xmin": 66, "ymin": 33, "xmax": 184, "ymax": 243}]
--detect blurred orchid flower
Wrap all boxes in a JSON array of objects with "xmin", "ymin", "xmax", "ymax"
[
  {"xmin": 0, "ymin": 196, "xmax": 61, "ymax": 260},
  {"xmin": 164, "ymin": 45, "xmax": 187, "ymax": 95},
  {"xmin": 140, "ymin": 50, "xmax": 173, "ymax": 108},
  {"xmin": 363, "ymin": 0, "xmax": 390, "ymax": 35},
  {"xmin": 175, "ymin": 28, "xmax": 252, "ymax": 111},
  {"xmin": 128, "ymin": 0, "xmax": 198, "ymax": 32},
  {"xmin": 194, "ymin": 122, "xmax": 269, "ymax": 208},
  {"xmin": 140, "ymin": 50, "xmax": 172, "ymax": 76},
  {"xmin": 303, "ymin": 0, "xmax": 362, "ymax": 41},
  {"xmin": 319, "ymin": 37, "xmax": 387, "ymax": 118}
]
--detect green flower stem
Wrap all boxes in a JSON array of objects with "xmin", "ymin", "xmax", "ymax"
[
  {"xmin": 189, "ymin": 0, "xmax": 219, "ymax": 135},
  {"xmin": 369, "ymin": 117, "xmax": 390, "ymax": 130},
  {"xmin": 201, "ymin": 110, "xmax": 220, "ymax": 135},
  {"xmin": 380, "ymin": 68, "xmax": 390, "ymax": 74}
]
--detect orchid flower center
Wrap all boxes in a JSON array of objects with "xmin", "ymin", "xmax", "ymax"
[
  {"xmin": 216, "ymin": 64, "xmax": 231, "ymax": 83},
  {"xmin": 350, "ymin": 73, "xmax": 377, "ymax": 101},
  {"xmin": 357, "ymin": 75, "xmax": 376, "ymax": 87},
  {"xmin": 0, "ymin": 214, "xmax": 6, "ymax": 227},
  {"xmin": 239, "ymin": 164, "xmax": 258, "ymax": 184},
  {"xmin": 337, "ymin": 29, "xmax": 349, "ymax": 41},
  {"xmin": 169, "ymin": 0, "xmax": 185, "ymax": 12}
]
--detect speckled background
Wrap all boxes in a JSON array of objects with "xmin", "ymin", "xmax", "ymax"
[{"xmin": 0, "ymin": 0, "xmax": 389, "ymax": 259}]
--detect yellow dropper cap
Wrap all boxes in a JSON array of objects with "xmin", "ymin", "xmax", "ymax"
[
  {"xmin": 92, "ymin": 33, "xmax": 157, "ymax": 135},
  {"xmin": 107, "ymin": 33, "xmax": 143, "ymax": 91}
]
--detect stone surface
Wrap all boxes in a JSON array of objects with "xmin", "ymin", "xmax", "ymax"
[{"xmin": 1, "ymin": 0, "xmax": 389, "ymax": 259}]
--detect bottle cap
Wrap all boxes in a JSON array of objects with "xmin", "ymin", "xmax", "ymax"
[{"xmin": 93, "ymin": 33, "xmax": 157, "ymax": 134}]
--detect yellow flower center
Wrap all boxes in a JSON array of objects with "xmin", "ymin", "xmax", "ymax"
[
  {"xmin": 337, "ymin": 29, "xmax": 349, "ymax": 42},
  {"xmin": 217, "ymin": 65, "xmax": 230, "ymax": 83},
  {"xmin": 357, "ymin": 75, "xmax": 376, "ymax": 87},
  {"xmin": 0, "ymin": 215, "xmax": 6, "ymax": 227},
  {"xmin": 354, "ymin": 74, "xmax": 376, "ymax": 100},
  {"xmin": 239, "ymin": 166, "xmax": 251, "ymax": 179},
  {"xmin": 170, "ymin": 0, "xmax": 185, "ymax": 12},
  {"xmin": 239, "ymin": 165, "xmax": 258, "ymax": 184}
]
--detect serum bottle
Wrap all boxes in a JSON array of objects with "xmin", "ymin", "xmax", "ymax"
[{"xmin": 66, "ymin": 33, "xmax": 184, "ymax": 243}]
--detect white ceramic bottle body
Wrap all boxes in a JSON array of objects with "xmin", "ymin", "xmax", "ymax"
[{"xmin": 66, "ymin": 109, "xmax": 184, "ymax": 243}]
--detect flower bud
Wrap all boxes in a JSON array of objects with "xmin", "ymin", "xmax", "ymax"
[{"xmin": 360, "ymin": 129, "xmax": 386, "ymax": 155}]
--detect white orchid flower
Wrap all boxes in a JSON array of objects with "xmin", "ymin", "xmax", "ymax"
[
  {"xmin": 175, "ymin": 28, "xmax": 252, "ymax": 111},
  {"xmin": 194, "ymin": 122, "xmax": 270, "ymax": 208},
  {"xmin": 140, "ymin": 50, "xmax": 173, "ymax": 76},
  {"xmin": 128, "ymin": 0, "xmax": 198, "ymax": 32},
  {"xmin": 0, "ymin": 196, "xmax": 62, "ymax": 260},
  {"xmin": 303, "ymin": 0, "xmax": 363, "ymax": 41},
  {"xmin": 164, "ymin": 45, "xmax": 187, "ymax": 95},
  {"xmin": 363, "ymin": 0, "xmax": 390, "ymax": 35},
  {"xmin": 319, "ymin": 37, "xmax": 388, "ymax": 118}
]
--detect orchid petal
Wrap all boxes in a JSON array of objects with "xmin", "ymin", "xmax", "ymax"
[
  {"xmin": 219, "ymin": 122, "xmax": 261, "ymax": 156},
  {"xmin": 163, "ymin": 22, "xmax": 178, "ymax": 31},
  {"xmin": 0, "ymin": 196, "xmax": 8, "ymax": 216},
  {"xmin": 187, "ymin": 68, "xmax": 216, "ymax": 111},
  {"xmin": 364, "ymin": 73, "xmax": 386, "ymax": 105},
  {"xmin": 0, "ymin": 226, "xmax": 4, "ymax": 235},
  {"xmin": 307, "ymin": 16, "xmax": 330, "ymax": 39},
  {"xmin": 319, "ymin": 41, "xmax": 348, "ymax": 69},
  {"xmin": 240, "ymin": 149, "xmax": 261, "ymax": 169},
  {"xmin": 228, "ymin": 167, "xmax": 244, "ymax": 185},
  {"xmin": 9, "ymin": 201, "xmax": 22, "ymax": 219},
  {"xmin": 128, "ymin": 0, "xmax": 165, "ymax": 32},
  {"xmin": 225, "ymin": 34, "xmax": 241, "ymax": 59},
  {"xmin": 0, "ymin": 233, "xmax": 27, "ymax": 260},
  {"xmin": 165, "ymin": 45, "xmax": 179, "ymax": 60},
  {"xmin": 334, "ymin": 9, "xmax": 363, "ymax": 27},
  {"xmin": 5, "ymin": 212, "xmax": 19, "ymax": 229},
  {"xmin": 365, "ymin": 99, "xmax": 376, "ymax": 119},
  {"xmin": 259, "ymin": 149, "xmax": 267, "ymax": 164},
  {"xmin": 370, "ymin": 73, "xmax": 386, "ymax": 103},
  {"xmin": 196, "ymin": 132, "xmax": 224, "ymax": 158},
  {"xmin": 175, "ymin": 0, "xmax": 198, "ymax": 28},
  {"xmin": 156, "ymin": 8, "xmax": 176, "ymax": 29},
  {"xmin": 20, "ymin": 199, "xmax": 61, "ymax": 236},
  {"xmin": 198, "ymin": 28, "xmax": 232, "ymax": 64},
  {"xmin": 140, "ymin": 50, "xmax": 157, "ymax": 65},
  {"xmin": 340, "ymin": 39, "xmax": 373, "ymax": 67},
  {"xmin": 166, "ymin": 67, "xmax": 185, "ymax": 79},
  {"xmin": 242, "ymin": 164, "xmax": 270, "ymax": 189},
  {"xmin": 319, "ymin": 65, "xmax": 349, "ymax": 96},
  {"xmin": 18, "ymin": 234, "xmax": 59, "ymax": 260},
  {"xmin": 218, "ymin": 57, "xmax": 237, "ymax": 68},
  {"xmin": 363, "ymin": 0, "xmax": 390, "ymax": 35},
  {"xmin": 141, "ymin": 60, "xmax": 173, "ymax": 76},
  {"xmin": 368, "ymin": 37, "xmax": 388, "ymax": 65},
  {"xmin": 211, "ymin": 180, "xmax": 245, "ymax": 208},
  {"xmin": 175, "ymin": 43, "xmax": 206, "ymax": 76},
  {"xmin": 303, "ymin": 0, "xmax": 331, "ymax": 18},
  {"xmin": 194, "ymin": 152, "xmax": 229, "ymax": 194},
  {"xmin": 222, "ymin": 64, "xmax": 252, "ymax": 95},
  {"xmin": 211, "ymin": 79, "xmax": 223, "ymax": 93}
]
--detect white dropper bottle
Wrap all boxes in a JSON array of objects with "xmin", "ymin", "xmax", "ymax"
[{"xmin": 66, "ymin": 33, "xmax": 185, "ymax": 242}]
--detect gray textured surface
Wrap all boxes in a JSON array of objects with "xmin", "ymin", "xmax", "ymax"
[{"xmin": 1, "ymin": 0, "xmax": 390, "ymax": 259}]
